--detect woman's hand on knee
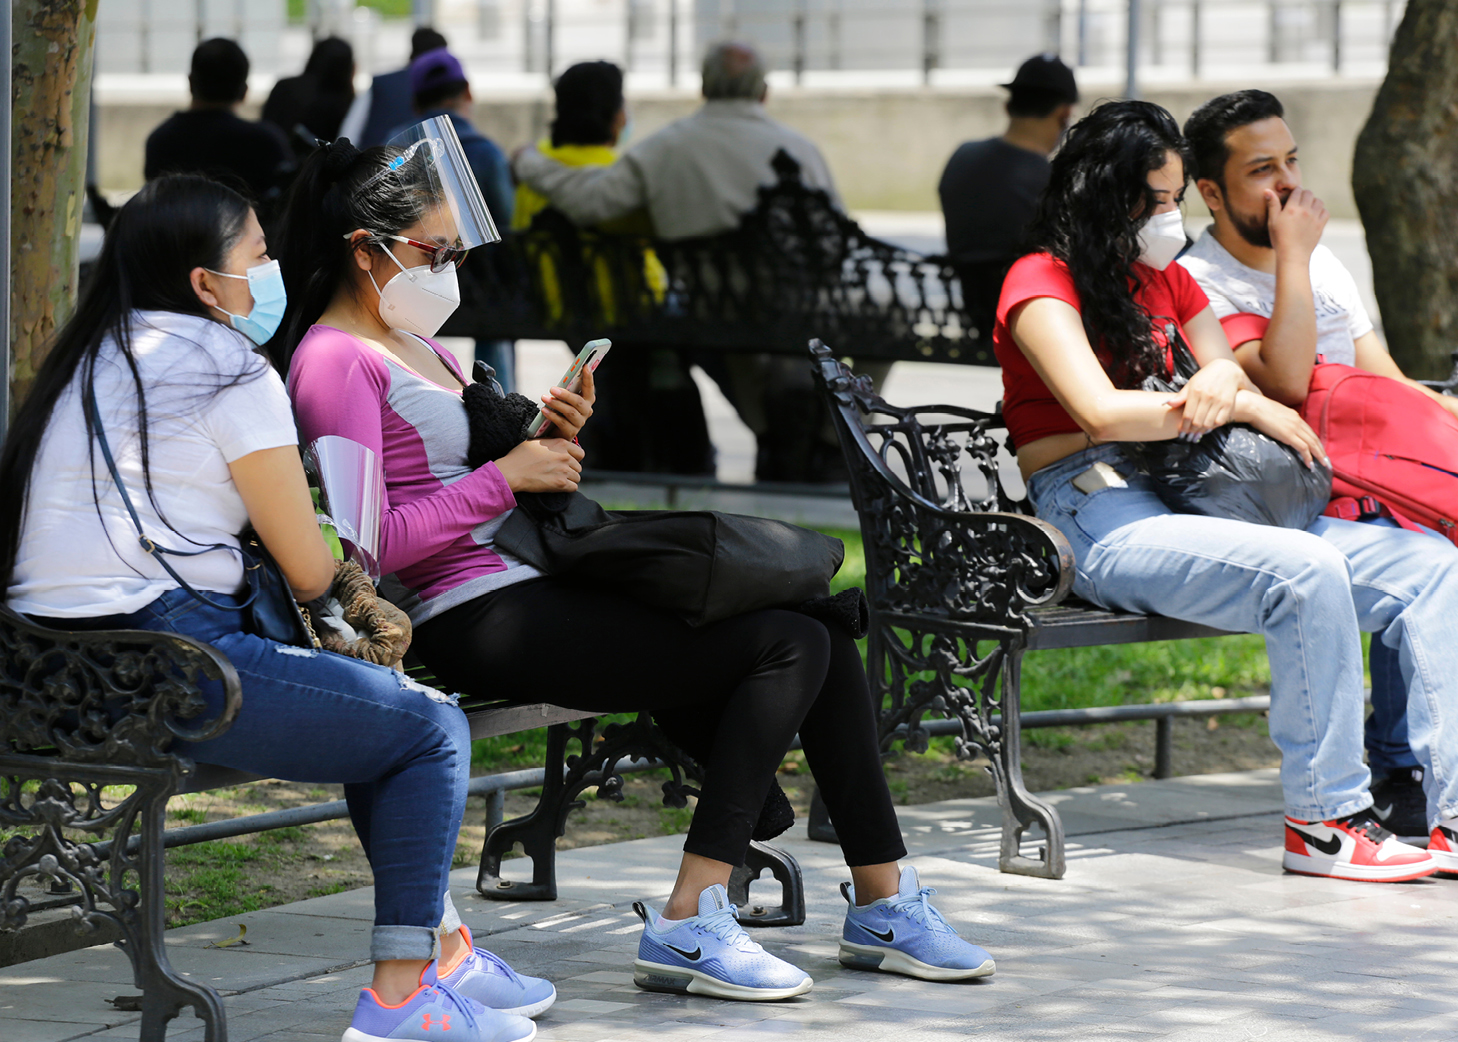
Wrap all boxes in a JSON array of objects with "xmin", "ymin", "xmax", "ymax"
[{"xmin": 496, "ymin": 437, "xmax": 585, "ymax": 492}]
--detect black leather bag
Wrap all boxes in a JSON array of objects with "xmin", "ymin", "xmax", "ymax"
[
  {"xmin": 497, "ymin": 492, "xmax": 845, "ymax": 627},
  {"xmin": 1123, "ymin": 326, "xmax": 1331, "ymax": 530},
  {"xmin": 89, "ymin": 388, "xmax": 318, "ymax": 648}
]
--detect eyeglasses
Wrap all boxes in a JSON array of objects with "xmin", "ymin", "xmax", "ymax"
[{"xmin": 379, "ymin": 233, "xmax": 470, "ymax": 273}]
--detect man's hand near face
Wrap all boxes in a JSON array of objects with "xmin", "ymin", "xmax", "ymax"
[{"xmin": 1267, "ymin": 187, "xmax": 1328, "ymax": 264}]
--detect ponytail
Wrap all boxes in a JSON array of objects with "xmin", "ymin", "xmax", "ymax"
[{"xmin": 267, "ymin": 138, "xmax": 424, "ymax": 373}]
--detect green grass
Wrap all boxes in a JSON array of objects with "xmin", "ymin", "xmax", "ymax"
[{"xmin": 288, "ymin": 0, "xmax": 411, "ymax": 21}]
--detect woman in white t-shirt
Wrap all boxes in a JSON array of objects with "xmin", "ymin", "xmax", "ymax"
[{"xmin": 0, "ymin": 175, "xmax": 546, "ymax": 1042}]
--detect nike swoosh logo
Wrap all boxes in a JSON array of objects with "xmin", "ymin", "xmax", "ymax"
[
  {"xmin": 861, "ymin": 925, "xmax": 895, "ymax": 943},
  {"xmin": 664, "ymin": 943, "xmax": 702, "ymax": 960},
  {"xmin": 1371, "ymin": 802, "xmax": 1395, "ymax": 821},
  {"xmin": 1290, "ymin": 827, "xmax": 1343, "ymax": 856}
]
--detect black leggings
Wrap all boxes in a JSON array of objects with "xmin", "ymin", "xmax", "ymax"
[{"xmin": 412, "ymin": 578, "xmax": 906, "ymax": 868}]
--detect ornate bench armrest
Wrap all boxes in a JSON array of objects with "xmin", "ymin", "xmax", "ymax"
[
  {"xmin": 0, "ymin": 604, "xmax": 242, "ymax": 768},
  {"xmin": 811, "ymin": 341, "xmax": 1075, "ymax": 627}
]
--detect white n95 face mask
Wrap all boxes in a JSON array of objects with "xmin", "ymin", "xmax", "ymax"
[
  {"xmin": 369, "ymin": 247, "xmax": 461, "ymax": 338},
  {"xmin": 1136, "ymin": 209, "xmax": 1187, "ymax": 271}
]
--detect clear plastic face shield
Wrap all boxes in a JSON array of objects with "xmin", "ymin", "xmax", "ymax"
[
  {"xmin": 308, "ymin": 437, "xmax": 386, "ymax": 581},
  {"xmin": 374, "ymin": 115, "xmax": 502, "ymax": 254}
]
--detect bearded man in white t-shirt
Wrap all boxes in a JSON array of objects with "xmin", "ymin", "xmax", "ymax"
[{"xmin": 1178, "ymin": 88, "xmax": 1458, "ymax": 847}]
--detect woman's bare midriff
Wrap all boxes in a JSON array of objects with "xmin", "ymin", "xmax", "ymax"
[{"xmin": 1016, "ymin": 431, "xmax": 1098, "ymax": 485}]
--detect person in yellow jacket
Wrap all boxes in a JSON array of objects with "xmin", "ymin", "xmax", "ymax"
[{"xmin": 512, "ymin": 60, "xmax": 665, "ymax": 326}]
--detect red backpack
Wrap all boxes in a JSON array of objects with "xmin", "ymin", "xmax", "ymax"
[{"xmin": 1299, "ymin": 363, "xmax": 1458, "ymax": 545}]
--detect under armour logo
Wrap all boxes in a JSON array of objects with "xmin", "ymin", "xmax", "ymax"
[{"xmin": 421, "ymin": 1012, "xmax": 452, "ymax": 1030}]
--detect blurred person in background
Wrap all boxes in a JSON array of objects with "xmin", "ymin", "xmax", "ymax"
[
  {"xmin": 514, "ymin": 41, "xmax": 868, "ymax": 484},
  {"xmin": 514, "ymin": 60, "xmax": 713, "ymax": 475},
  {"xmin": 402, "ymin": 47, "xmax": 518, "ymax": 391},
  {"xmin": 939, "ymin": 53, "xmax": 1078, "ymax": 339},
  {"xmin": 263, "ymin": 36, "xmax": 356, "ymax": 156},
  {"xmin": 145, "ymin": 38, "xmax": 294, "ymax": 219},
  {"xmin": 339, "ymin": 26, "xmax": 448, "ymax": 149}
]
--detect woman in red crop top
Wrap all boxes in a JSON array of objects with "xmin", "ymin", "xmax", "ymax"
[{"xmin": 994, "ymin": 100, "xmax": 1458, "ymax": 885}]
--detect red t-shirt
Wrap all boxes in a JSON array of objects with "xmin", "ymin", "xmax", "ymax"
[{"xmin": 993, "ymin": 252, "xmax": 1211, "ymax": 450}]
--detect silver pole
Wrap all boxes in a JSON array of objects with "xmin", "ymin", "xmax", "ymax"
[
  {"xmin": 1125, "ymin": 0, "xmax": 1140, "ymax": 99},
  {"xmin": 0, "ymin": 0, "xmax": 10, "ymax": 442}
]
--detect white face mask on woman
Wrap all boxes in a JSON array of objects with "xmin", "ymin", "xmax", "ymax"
[
  {"xmin": 368, "ymin": 248, "xmax": 461, "ymax": 338},
  {"xmin": 1135, "ymin": 209, "xmax": 1187, "ymax": 271}
]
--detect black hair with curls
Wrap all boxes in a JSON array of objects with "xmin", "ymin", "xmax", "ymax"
[
  {"xmin": 1026, "ymin": 99, "xmax": 1191, "ymax": 388},
  {"xmin": 268, "ymin": 139, "xmax": 428, "ymax": 372},
  {"xmin": 0, "ymin": 175, "xmax": 261, "ymax": 590}
]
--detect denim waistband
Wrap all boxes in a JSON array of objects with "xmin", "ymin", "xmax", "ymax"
[{"xmin": 1025, "ymin": 443, "xmax": 1131, "ymax": 509}]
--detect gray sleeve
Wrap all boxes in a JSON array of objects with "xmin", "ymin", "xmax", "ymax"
[{"xmin": 512, "ymin": 146, "xmax": 649, "ymax": 226}]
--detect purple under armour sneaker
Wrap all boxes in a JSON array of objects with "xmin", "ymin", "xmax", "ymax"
[
  {"xmin": 341, "ymin": 960, "xmax": 536, "ymax": 1042},
  {"xmin": 440, "ymin": 926, "xmax": 556, "ymax": 1017}
]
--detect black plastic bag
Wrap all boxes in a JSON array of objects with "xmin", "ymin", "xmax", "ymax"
[{"xmin": 1122, "ymin": 327, "xmax": 1330, "ymax": 530}]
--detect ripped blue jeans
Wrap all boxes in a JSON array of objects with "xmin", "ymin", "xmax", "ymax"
[{"xmin": 60, "ymin": 587, "xmax": 471, "ymax": 962}]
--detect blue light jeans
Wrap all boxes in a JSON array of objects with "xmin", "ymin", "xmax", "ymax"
[
  {"xmin": 1027, "ymin": 444, "xmax": 1458, "ymax": 827},
  {"xmin": 59, "ymin": 587, "xmax": 472, "ymax": 962}
]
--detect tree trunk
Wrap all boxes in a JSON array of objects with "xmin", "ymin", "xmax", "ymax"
[
  {"xmin": 9, "ymin": 0, "xmax": 98, "ymax": 407},
  {"xmin": 1352, "ymin": 0, "xmax": 1458, "ymax": 380}
]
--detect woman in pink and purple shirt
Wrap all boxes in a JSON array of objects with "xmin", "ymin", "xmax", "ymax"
[{"xmin": 271, "ymin": 137, "xmax": 996, "ymax": 1003}]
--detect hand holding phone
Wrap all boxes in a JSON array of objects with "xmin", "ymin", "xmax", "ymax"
[{"xmin": 527, "ymin": 338, "xmax": 610, "ymax": 438}]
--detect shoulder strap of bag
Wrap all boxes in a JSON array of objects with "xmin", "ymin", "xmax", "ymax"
[{"xmin": 86, "ymin": 380, "xmax": 256, "ymax": 612}]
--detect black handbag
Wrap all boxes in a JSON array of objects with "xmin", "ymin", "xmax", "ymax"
[
  {"xmin": 1122, "ymin": 325, "xmax": 1331, "ymax": 530},
  {"xmin": 88, "ymin": 388, "xmax": 318, "ymax": 648},
  {"xmin": 497, "ymin": 491, "xmax": 845, "ymax": 627}
]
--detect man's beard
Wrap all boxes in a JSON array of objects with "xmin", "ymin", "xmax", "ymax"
[{"xmin": 1228, "ymin": 199, "xmax": 1273, "ymax": 249}]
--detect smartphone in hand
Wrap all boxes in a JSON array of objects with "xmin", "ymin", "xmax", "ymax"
[{"xmin": 526, "ymin": 338, "xmax": 611, "ymax": 438}]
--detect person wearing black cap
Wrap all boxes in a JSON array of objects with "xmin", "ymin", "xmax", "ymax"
[{"xmin": 938, "ymin": 53, "xmax": 1078, "ymax": 338}]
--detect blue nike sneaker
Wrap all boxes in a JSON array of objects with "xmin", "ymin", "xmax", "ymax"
[
  {"xmin": 632, "ymin": 884, "xmax": 813, "ymax": 1001},
  {"xmin": 839, "ymin": 866, "xmax": 995, "ymax": 981},
  {"xmin": 440, "ymin": 926, "xmax": 557, "ymax": 1018},
  {"xmin": 342, "ymin": 960, "xmax": 536, "ymax": 1042}
]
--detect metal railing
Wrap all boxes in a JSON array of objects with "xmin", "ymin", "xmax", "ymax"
[{"xmin": 99, "ymin": 694, "xmax": 1270, "ymax": 854}]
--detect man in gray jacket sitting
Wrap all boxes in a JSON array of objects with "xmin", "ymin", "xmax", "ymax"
[{"xmin": 513, "ymin": 42, "xmax": 858, "ymax": 483}]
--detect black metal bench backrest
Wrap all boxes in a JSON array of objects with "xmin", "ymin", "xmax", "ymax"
[
  {"xmin": 444, "ymin": 152, "xmax": 990, "ymax": 365},
  {"xmin": 0, "ymin": 603, "xmax": 240, "ymax": 770},
  {"xmin": 809, "ymin": 342, "xmax": 1074, "ymax": 629}
]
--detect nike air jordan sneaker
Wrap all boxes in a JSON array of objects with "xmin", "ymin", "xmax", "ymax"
[
  {"xmin": 839, "ymin": 866, "xmax": 995, "ymax": 981},
  {"xmin": 1427, "ymin": 823, "xmax": 1458, "ymax": 874},
  {"xmin": 1282, "ymin": 810, "xmax": 1437, "ymax": 882},
  {"xmin": 632, "ymin": 884, "xmax": 813, "ymax": 1001},
  {"xmin": 1370, "ymin": 767, "xmax": 1429, "ymax": 844},
  {"xmin": 342, "ymin": 960, "xmax": 536, "ymax": 1042},
  {"xmin": 440, "ymin": 926, "xmax": 556, "ymax": 1018}
]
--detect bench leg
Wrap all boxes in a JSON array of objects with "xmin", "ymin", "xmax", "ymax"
[
  {"xmin": 477, "ymin": 723, "xmax": 574, "ymax": 901},
  {"xmin": 992, "ymin": 644, "xmax": 1066, "ymax": 879},
  {"xmin": 0, "ymin": 762, "xmax": 227, "ymax": 1041},
  {"xmin": 728, "ymin": 841, "xmax": 806, "ymax": 928}
]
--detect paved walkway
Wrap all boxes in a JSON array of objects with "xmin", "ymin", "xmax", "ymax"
[{"xmin": 6, "ymin": 769, "xmax": 1458, "ymax": 1042}]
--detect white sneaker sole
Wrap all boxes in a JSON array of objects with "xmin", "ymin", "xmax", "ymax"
[
  {"xmin": 1282, "ymin": 850, "xmax": 1438, "ymax": 882},
  {"xmin": 342, "ymin": 1024, "xmax": 537, "ymax": 1042},
  {"xmin": 633, "ymin": 958, "xmax": 813, "ymax": 1001},
  {"xmin": 1428, "ymin": 845, "xmax": 1458, "ymax": 875},
  {"xmin": 496, "ymin": 989, "xmax": 556, "ymax": 1018},
  {"xmin": 838, "ymin": 940, "xmax": 995, "ymax": 981}
]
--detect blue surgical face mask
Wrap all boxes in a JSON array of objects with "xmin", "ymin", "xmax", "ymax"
[{"xmin": 206, "ymin": 259, "xmax": 287, "ymax": 345}]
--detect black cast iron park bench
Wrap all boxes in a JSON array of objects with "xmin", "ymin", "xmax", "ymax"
[
  {"xmin": 442, "ymin": 150, "xmax": 988, "ymax": 366},
  {"xmin": 808, "ymin": 343, "xmax": 1243, "ymax": 880},
  {"xmin": 0, "ymin": 607, "xmax": 802, "ymax": 1040}
]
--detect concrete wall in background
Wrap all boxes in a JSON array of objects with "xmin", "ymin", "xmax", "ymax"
[{"xmin": 96, "ymin": 77, "xmax": 1378, "ymax": 217}]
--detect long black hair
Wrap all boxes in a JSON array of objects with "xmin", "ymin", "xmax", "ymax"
[
  {"xmin": 1026, "ymin": 99, "xmax": 1191, "ymax": 387},
  {"xmin": 0, "ymin": 175, "xmax": 257, "ymax": 590},
  {"xmin": 268, "ymin": 139, "xmax": 426, "ymax": 373}
]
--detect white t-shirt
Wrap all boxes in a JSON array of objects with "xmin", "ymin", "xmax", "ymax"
[
  {"xmin": 1178, "ymin": 228, "xmax": 1373, "ymax": 367},
  {"xmin": 8, "ymin": 311, "xmax": 299, "ymax": 618}
]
